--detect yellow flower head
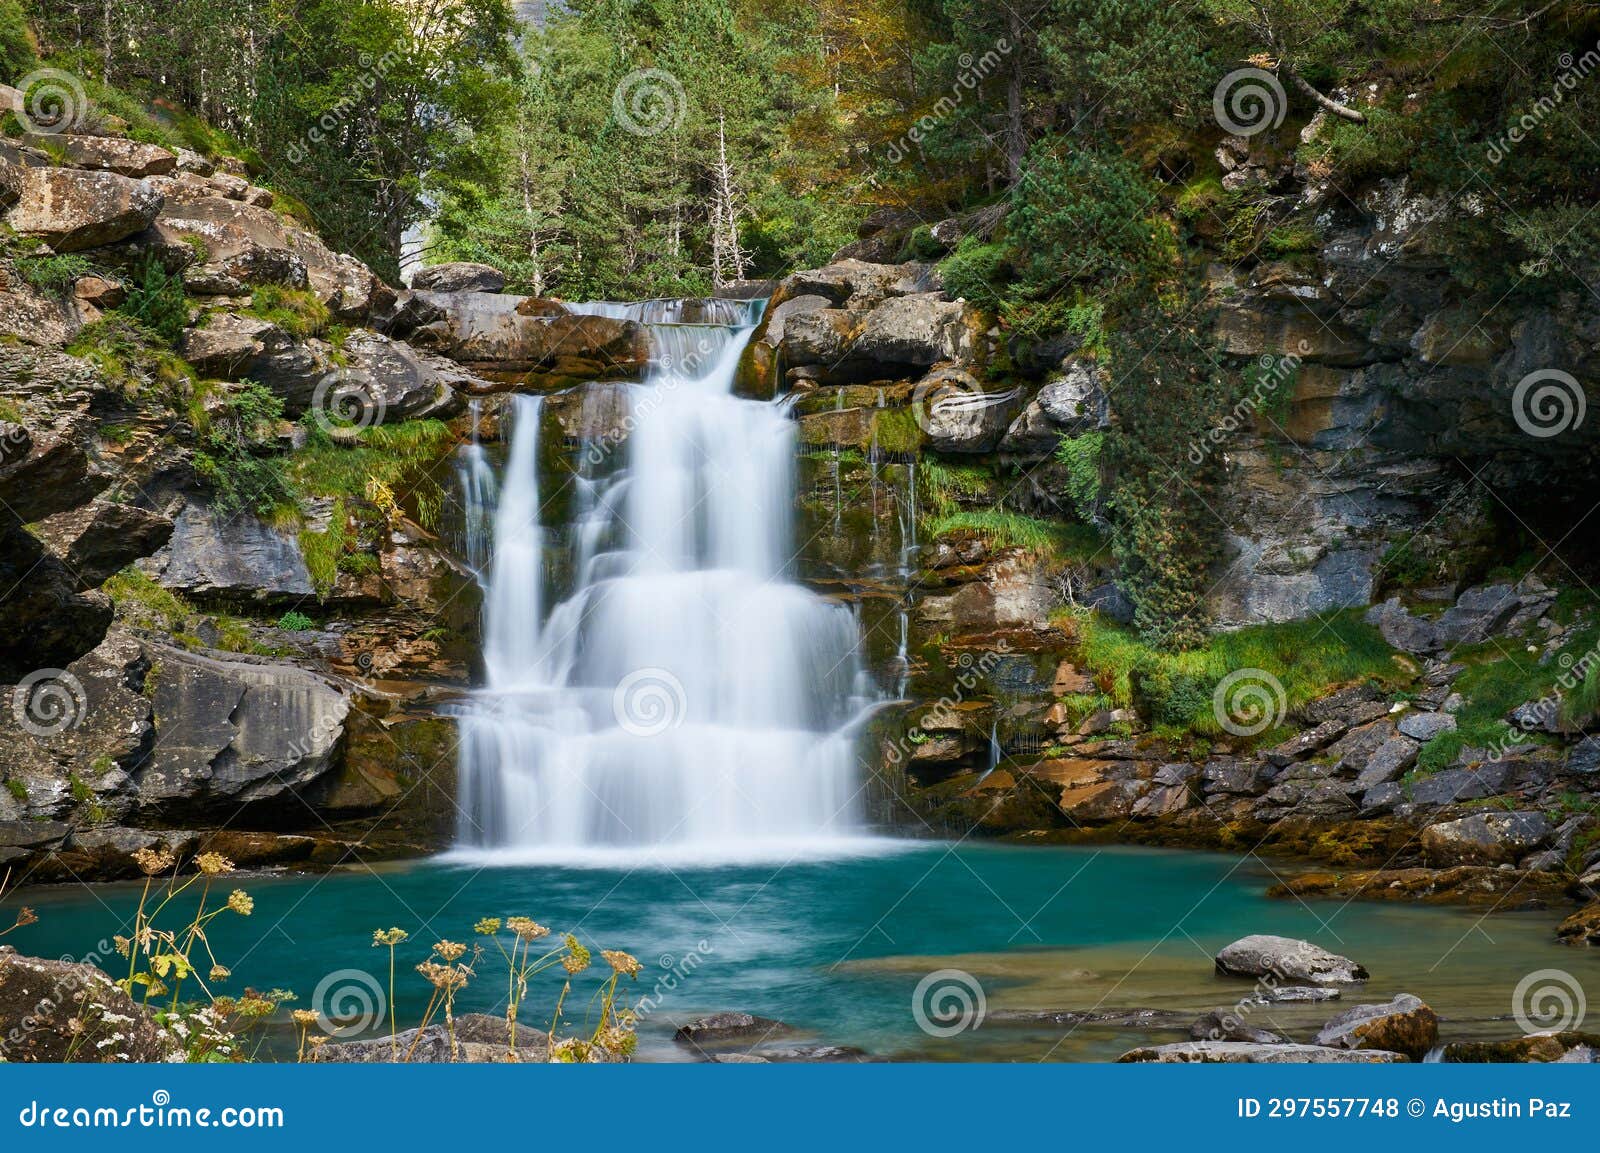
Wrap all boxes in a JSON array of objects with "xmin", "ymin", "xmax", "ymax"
[
  {"xmin": 132, "ymin": 846, "xmax": 176, "ymax": 876},
  {"xmin": 226, "ymin": 890, "xmax": 254, "ymax": 915},
  {"xmin": 601, "ymin": 950, "xmax": 643, "ymax": 978},
  {"xmin": 291, "ymin": 1009, "xmax": 319, "ymax": 1027},
  {"xmin": 561, "ymin": 935, "xmax": 591, "ymax": 975},
  {"xmin": 505, "ymin": 917, "xmax": 549, "ymax": 942},
  {"xmin": 434, "ymin": 940, "xmax": 467, "ymax": 963},
  {"xmin": 372, "ymin": 927, "xmax": 409, "ymax": 948},
  {"xmin": 195, "ymin": 852, "xmax": 234, "ymax": 877},
  {"xmin": 474, "ymin": 917, "xmax": 502, "ymax": 936}
]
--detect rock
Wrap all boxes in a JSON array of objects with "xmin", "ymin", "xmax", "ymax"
[
  {"xmin": 673, "ymin": 1012, "xmax": 793, "ymax": 1046},
  {"xmin": 318, "ymin": 1014, "xmax": 552, "ymax": 1063},
  {"xmin": 0, "ymin": 519, "xmax": 113, "ymax": 680},
  {"xmin": 1203, "ymin": 759, "xmax": 1271, "ymax": 795},
  {"xmin": 1397, "ymin": 710, "xmax": 1456, "ymax": 741},
  {"xmin": 71, "ymin": 275, "xmax": 125, "ymax": 309},
  {"xmin": 132, "ymin": 642, "xmax": 349, "ymax": 819},
  {"xmin": 1433, "ymin": 583, "xmax": 1521, "ymax": 646},
  {"xmin": 1215, "ymin": 935, "xmax": 1369, "ymax": 984},
  {"xmin": 1265, "ymin": 719, "xmax": 1347, "ymax": 766},
  {"xmin": 181, "ymin": 312, "xmax": 282, "ymax": 377},
  {"xmin": 849, "ymin": 294, "xmax": 967, "ymax": 368},
  {"xmin": 1118, "ymin": 1041, "xmax": 1404, "ymax": 1063},
  {"xmin": 1556, "ymin": 903, "xmax": 1600, "ymax": 946},
  {"xmin": 400, "ymin": 292, "xmax": 648, "ymax": 376},
  {"xmin": 1407, "ymin": 762, "xmax": 1512, "ymax": 806},
  {"xmin": 30, "ymin": 500, "xmax": 173, "ymax": 589},
  {"xmin": 1420, "ymin": 811, "xmax": 1551, "ymax": 866},
  {"xmin": 0, "ymin": 949, "xmax": 182, "ymax": 1062},
  {"xmin": 411, "ymin": 262, "xmax": 506, "ymax": 293},
  {"xmin": 1314, "ymin": 993, "xmax": 1437, "ymax": 1060},
  {"xmin": 329, "ymin": 329, "xmax": 467, "ymax": 422},
  {"xmin": 1270, "ymin": 865, "xmax": 1571, "ymax": 907},
  {"xmin": 1364, "ymin": 597, "xmax": 1439, "ymax": 654},
  {"xmin": 1190, "ymin": 1010, "xmax": 1289, "ymax": 1044},
  {"xmin": 151, "ymin": 499, "xmax": 314, "ymax": 601},
  {"xmin": 22, "ymin": 134, "xmax": 177, "ymax": 178},
  {"xmin": 1353, "ymin": 736, "xmax": 1419, "ymax": 788},
  {"xmin": 1442, "ymin": 1032, "xmax": 1600, "ymax": 1063},
  {"xmin": 913, "ymin": 367, "xmax": 1025, "ymax": 454},
  {"xmin": 1568, "ymin": 737, "xmax": 1600, "ymax": 774},
  {"xmin": 1246, "ymin": 986, "xmax": 1343, "ymax": 1004},
  {"xmin": 5, "ymin": 168, "xmax": 163, "ymax": 252}
]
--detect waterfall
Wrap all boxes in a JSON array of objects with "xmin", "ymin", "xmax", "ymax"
[
  {"xmin": 454, "ymin": 400, "xmax": 498, "ymax": 584},
  {"xmin": 454, "ymin": 298, "xmax": 879, "ymax": 863}
]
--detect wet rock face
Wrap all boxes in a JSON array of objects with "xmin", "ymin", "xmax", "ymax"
[
  {"xmin": 410, "ymin": 262, "xmax": 506, "ymax": 294},
  {"xmin": 389, "ymin": 291, "xmax": 649, "ymax": 378},
  {"xmin": 1419, "ymin": 811, "xmax": 1552, "ymax": 866},
  {"xmin": 151, "ymin": 499, "xmax": 316, "ymax": 602}
]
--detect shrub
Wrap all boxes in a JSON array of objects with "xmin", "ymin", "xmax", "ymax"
[
  {"xmin": 247, "ymin": 284, "xmax": 329, "ymax": 339},
  {"xmin": 276, "ymin": 610, "xmax": 315, "ymax": 632},
  {"xmin": 1056, "ymin": 431, "xmax": 1104, "ymax": 522},
  {"xmin": 193, "ymin": 382, "xmax": 292, "ymax": 518},
  {"xmin": 0, "ymin": 0, "xmax": 36, "ymax": 85},
  {"xmin": 14, "ymin": 253, "xmax": 90, "ymax": 295},
  {"xmin": 119, "ymin": 258, "xmax": 191, "ymax": 347}
]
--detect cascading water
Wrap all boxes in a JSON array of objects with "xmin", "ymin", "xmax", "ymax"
[{"xmin": 454, "ymin": 299, "xmax": 879, "ymax": 863}]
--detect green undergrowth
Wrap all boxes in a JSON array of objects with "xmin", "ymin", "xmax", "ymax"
[
  {"xmin": 246, "ymin": 285, "xmax": 330, "ymax": 339},
  {"xmin": 103, "ymin": 567, "xmax": 193, "ymax": 634},
  {"xmin": 918, "ymin": 459, "xmax": 994, "ymax": 517},
  {"xmin": 924, "ymin": 508, "xmax": 1103, "ymax": 562},
  {"xmin": 1062, "ymin": 608, "xmax": 1407, "ymax": 742}
]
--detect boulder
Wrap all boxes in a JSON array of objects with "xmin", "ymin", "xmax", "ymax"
[
  {"xmin": 1314, "ymin": 993, "xmax": 1437, "ymax": 1060},
  {"xmin": 30, "ymin": 499, "xmax": 173, "ymax": 589},
  {"xmin": 1557, "ymin": 903, "xmax": 1600, "ymax": 946},
  {"xmin": 1118, "ymin": 1041, "xmax": 1404, "ymax": 1063},
  {"xmin": 1397, "ymin": 710, "xmax": 1456, "ymax": 741},
  {"xmin": 674, "ymin": 1012, "xmax": 794, "ymax": 1046},
  {"xmin": 1433, "ymin": 583, "xmax": 1521, "ymax": 646},
  {"xmin": 318, "ymin": 1014, "xmax": 553, "ymax": 1063},
  {"xmin": 5, "ymin": 167, "xmax": 163, "ymax": 252},
  {"xmin": 400, "ymin": 292, "xmax": 648, "ymax": 376},
  {"xmin": 1364, "ymin": 597, "xmax": 1440, "ymax": 654},
  {"xmin": 22, "ymin": 134, "xmax": 177, "ymax": 178},
  {"xmin": 1353, "ymin": 736, "xmax": 1419, "ymax": 788},
  {"xmin": 0, "ymin": 949, "xmax": 183, "ymax": 1062},
  {"xmin": 411, "ymin": 262, "xmax": 506, "ymax": 293},
  {"xmin": 151, "ymin": 500, "xmax": 315, "ymax": 601},
  {"xmin": 132, "ymin": 643, "xmax": 350, "ymax": 818},
  {"xmin": 0, "ymin": 519, "xmax": 113, "ymax": 679},
  {"xmin": 1420, "ymin": 811, "xmax": 1551, "ymax": 866},
  {"xmin": 849, "ymin": 294, "xmax": 967, "ymax": 367},
  {"xmin": 1442, "ymin": 1032, "xmax": 1600, "ymax": 1063},
  {"xmin": 1215, "ymin": 935, "xmax": 1369, "ymax": 984},
  {"xmin": 330, "ymin": 329, "xmax": 468, "ymax": 422},
  {"xmin": 913, "ymin": 367, "xmax": 1025, "ymax": 454},
  {"xmin": 1407, "ymin": 762, "xmax": 1512, "ymax": 806}
]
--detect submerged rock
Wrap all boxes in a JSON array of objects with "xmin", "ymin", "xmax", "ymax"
[
  {"xmin": 1215, "ymin": 935, "xmax": 1369, "ymax": 984},
  {"xmin": 673, "ymin": 1012, "xmax": 793, "ymax": 1046},
  {"xmin": 1190, "ymin": 1010, "xmax": 1289, "ymax": 1045}
]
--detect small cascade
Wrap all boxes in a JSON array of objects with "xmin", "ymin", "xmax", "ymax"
[
  {"xmin": 455, "ymin": 297, "xmax": 880, "ymax": 862},
  {"xmin": 454, "ymin": 400, "xmax": 499, "ymax": 584}
]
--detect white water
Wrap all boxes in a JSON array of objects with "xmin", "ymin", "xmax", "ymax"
[{"xmin": 453, "ymin": 299, "xmax": 880, "ymax": 864}]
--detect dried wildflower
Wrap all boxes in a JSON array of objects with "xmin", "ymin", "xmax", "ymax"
[
  {"xmin": 290, "ymin": 1009, "xmax": 319, "ymax": 1027},
  {"xmin": 473, "ymin": 917, "xmax": 502, "ymax": 935},
  {"xmin": 226, "ymin": 890, "xmax": 253, "ymax": 915},
  {"xmin": 372, "ymin": 927, "xmax": 408, "ymax": 948},
  {"xmin": 434, "ymin": 940, "xmax": 467, "ymax": 963},
  {"xmin": 416, "ymin": 960, "xmax": 470, "ymax": 993},
  {"xmin": 113, "ymin": 935, "xmax": 130, "ymax": 957},
  {"xmin": 601, "ymin": 949, "xmax": 642, "ymax": 978},
  {"xmin": 208, "ymin": 965, "xmax": 231, "ymax": 982},
  {"xmin": 561, "ymin": 935, "xmax": 591, "ymax": 975},
  {"xmin": 132, "ymin": 846, "xmax": 175, "ymax": 876},
  {"xmin": 598, "ymin": 1025, "xmax": 637, "ymax": 1056},
  {"xmin": 195, "ymin": 852, "xmax": 234, "ymax": 877},
  {"xmin": 549, "ymin": 1037, "xmax": 588, "ymax": 1063},
  {"xmin": 505, "ymin": 917, "xmax": 549, "ymax": 942}
]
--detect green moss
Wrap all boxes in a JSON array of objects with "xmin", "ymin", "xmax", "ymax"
[
  {"xmin": 298, "ymin": 498, "xmax": 349, "ymax": 600},
  {"xmin": 103, "ymin": 566, "xmax": 193, "ymax": 632},
  {"xmin": 925, "ymin": 509, "xmax": 1103, "ymax": 561},
  {"xmin": 246, "ymin": 284, "xmax": 330, "ymax": 339},
  {"xmin": 918, "ymin": 459, "xmax": 994, "ymax": 517},
  {"xmin": 4, "ymin": 777, "xmax": 26, "ymax": 802},
  {"xmin": 1062, "ymin": 608, "xmax": 1406, "ymax": 742},
  {"xmin": 277, "ymin": 610, "xmax": 315, "ymax": 632},
  {"xmin": 870, "ymin": 407, "xmax": 924, "ymax": 456},
  {"xmin": 286, "ymin": 418, "xmax": 456, "ymax": 531}
]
